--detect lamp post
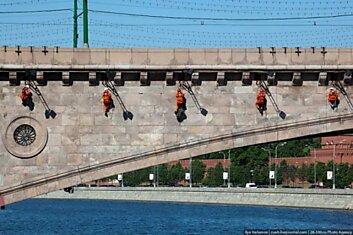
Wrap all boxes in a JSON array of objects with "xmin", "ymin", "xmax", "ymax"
[
  {"xmin": 156, "ymin": 165, "xmax": 159, "ymax": 187},
  {"xmin": 326, "ymin": 140, "xmax": 345, "ymax": 190},
  {"xmin": 122, "ymin": 173, "xmax": 124, "ymax": 188},
  {"xmin": 275, "ymin": 142, "xmax": 287, "ymax": 189},
  {"xmin": 333, "ymin": 143, "xmax": 336, "ymax": 190},
  {"xmin": 219, "ymin": 151, "xmax": 226, "ymax": 186},
  {"xmin": 261, "ymin": 147, "xmax": 271, "ymax": 188},
  {"xmin": 250, "ymin": 170, "xmax": 254, "ymax": 183},
  {"xmin": 189, "ymin": 157, "xmax": 192, "ymax": 188},
  {"xmin": 228, "ymin": 149, "xmax": 231, "ymax": 188},
  {"xmin": 314, "ymin": 148, "xmax": 317, "ymax": 187},
  {"xmin": 326, "ymin": 139, "xmax": 346, "ymax": 189},
  {"xmin": 327, "ymin": 141, "xmax": 336, "ymax": 190},
  {"xmin": 153, "ymin": 166, "xmax": 156, "ymax": 188},
  {"xmin": 305, "ymin": 144, "xmax": 317, "ymax": 187}
]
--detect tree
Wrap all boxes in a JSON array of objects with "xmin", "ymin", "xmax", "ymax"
[
  {"xmin": 287, "ymin": 165, "xmax": 297, "ymax": 186},
  {"xmin": 325, "ymin": 161, "xmax": 334, "ymax": 188},
  {"xmin": 168, "ymin": 162, "xmax": 185, "ymax": 186},
  {"xmin": 336, "ymin": 163, "xmax": 350, "ymax": 188},
  {"xmin": 157, "ymin": 164, "xmax": 169, "ymax": 186},
  {"xmin": 279, "ymin": 160, "xmax": 288, "ymax": 185},
  {"xmin": 204, "ymin": 163, "xmax": 224, "ymax": 187},
  {"xmin": 315, "ymin": 162, "xmax": 326, "ymax": 184},
  {"xmin": 229, "ymin": 165, "xmax": 249, "ymax": 186},
  {"xmin": 307, "ymin": 163, "xmax": 315, "ymax": 183},
  {"xmin": 191, "ymin": 159, "xmax": 206, "ymax": 185},
  {"xmin": 297, "ymin": 163, "xmax": 310, "ymax": 186},
  {"xmin": 124, "ymin": 167, "xmax": 151, "ymax": 186},
  {"xmin": 347, "ymin": 165, "xmax": 353, "ymax": 186},
  {"xmin": 253, "ymin": 166, "xmax": 268, "ymax": 186}
]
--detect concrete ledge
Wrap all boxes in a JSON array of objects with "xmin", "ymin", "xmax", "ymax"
[{"xmin": 37, "ymin": 187, "xmax": 353, "ymax": 210}]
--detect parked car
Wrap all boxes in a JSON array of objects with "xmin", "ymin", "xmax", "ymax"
[
  {"xmin": 309, "ymin": 184, "xmax": 327, "ymax": 189},
  {"xmin": 245, "ymin": 183, "xmax": 257, "ymax": 188}
]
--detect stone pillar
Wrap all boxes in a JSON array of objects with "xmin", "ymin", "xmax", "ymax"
[
  {"xmin": 343, "ymin": 71, "xmax": 352, "ymax": 86},
  {"xmin": 242, "ymin": 72, "xmax": 252, "ymax": 86},
  {"xmin": 89, "ymin": 72, "xmax": 98, "ymax": 86},
  {"xmin": 36, "ymin": 71, "xmax": 46, "ymax": 86},
  {"xmin": 191, "ymin": 72, "xmax": 201, "ymax": 86},
  {"xmin": 9, "ymin": 72, "xmax": 19, "ymax": 86},
  {"xmin": 267, "ymin": 72, "xmax": 277, "ymax": 86},
  {"xmin": 318, "ymin": 72, "xmax": 328, "ymax": 86},
  {"xmin": 62, "ymin": 72, "xmax": 72, "ymax": 86},
  {"xmin": 140, "ymin": 72, "xmax": 150, "ymax": 86},
  {"xmin": 114, "ymin": 72, "xmax": 124, "ymax": 86},
  {"xmin": 166, "ymin": 72, "xmax": 175, "ymax": 86},
  {"xmin": 216, "ymin": 72, "xmax": 227, "ymax": 86},
  {"xmin": 292, "ymin": 72, "xmax": 302, "ymax": 86}
]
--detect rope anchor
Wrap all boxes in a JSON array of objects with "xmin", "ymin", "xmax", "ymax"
[
  {"xmin": 102, "ymin": 71, "xmax": 133, "ymax": 120},
  {"xmin": 257, "ymin": 80, "xmax": 286, "ymax": 120}
]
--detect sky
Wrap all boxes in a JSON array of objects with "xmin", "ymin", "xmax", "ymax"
[{"xmin": 0, "ymin": 0, "xmax": 353, "ymax": 48}]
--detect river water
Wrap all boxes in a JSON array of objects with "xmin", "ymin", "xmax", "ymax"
[{"xmin": 0, "ymin": 199, "xmax": 352, "ymax": 234}]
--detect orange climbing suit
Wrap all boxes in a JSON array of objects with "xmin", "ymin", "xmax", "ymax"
[
  {"xmin": 176, "ymin": 89, "xmax": 185, "ymax": 111},
  {"xmin": 256, "ymin": 91, "xmax": 266, "ymax": 108},
  {"xmin": 19, "ymin": 87, "xmax": 30, "ymax": 101},
  {"xmin": 328, "ymin": 90, "xmax": 339, "ymax": 103},
  {"xmin": 102, "ymin": 90, "xmax": 113, "ymax": 112}
]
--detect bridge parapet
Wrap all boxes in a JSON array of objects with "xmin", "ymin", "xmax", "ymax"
[
  {"xmin": 0, "ymin": 47, "xmax": 352, "ymax": 68},
  {"xmin": 1, "ymin": 47, "xmax": 352, "ymax": 87}
]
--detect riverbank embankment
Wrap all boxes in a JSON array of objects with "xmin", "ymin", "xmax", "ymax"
[{"xmin": 37, "ymin": 187, "xmax": 353, "ymax": 210}]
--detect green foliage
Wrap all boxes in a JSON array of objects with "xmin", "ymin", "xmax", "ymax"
[
  {"xmin": 229, "ymin": 165, "xmax": 249, "ymax": 186},
  {"xmin": 123, "ymin": 167, "xmax": 152, "ymax": 186},
  {"xmin": 191, "ymin": 159, "xmax": 206, "ymax": 185},
  {"xmin": 168, "ymin": 162, "xmax": 185, "ymax": 186},
  {"xmin": 108, "ymin": 137, "xmax": 353, "ymax": 188},
  {"xmin": 157, "ymin": 164, "xmax": 169, "ymax": 186},
  {"xmin": 204, "ymin": 163, "xmax": 224, "ymax": 186}
]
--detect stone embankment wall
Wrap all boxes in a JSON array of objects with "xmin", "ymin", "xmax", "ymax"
[{"xmin": 38, "ymin": 187, "xmax": 353, "ymax": 210}]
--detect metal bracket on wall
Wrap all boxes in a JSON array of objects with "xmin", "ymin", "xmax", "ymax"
[
  {"xmin": 102, "ymin": 71, "xmax": 133, "ymax": 120},
  {"xmin": 25, "ymin": 70, "xmax": 56, "ymax": 119},
  {"xmin": 257, "ymin": 80, "xmax": 286, "ymax": 120},
  {"xmin": 332, "ymin": 80, "xmax": 353, "ymax": 110},
  {"xmin": 179, "ymin": 78, "xmax": 208, "ymax": 117}
]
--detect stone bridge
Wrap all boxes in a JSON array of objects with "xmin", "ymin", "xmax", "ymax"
[{"xmin": 0, "ymin": 47, "xmax": 353, "ymax": 206}]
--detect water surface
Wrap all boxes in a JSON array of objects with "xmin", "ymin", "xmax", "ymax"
[{"xmin": 0, "ymin": 199, "xmax": 352, "ymax": 234}]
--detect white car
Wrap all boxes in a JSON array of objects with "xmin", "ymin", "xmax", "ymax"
[{"xmin": 245, "ymin": 183, "xmax": 257, "ymax": 188}]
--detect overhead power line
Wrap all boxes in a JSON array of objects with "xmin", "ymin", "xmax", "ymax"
[
  {"xmin": 89, "ymin": 9, "xmax": 353, "ymax": 21},
  {"xmin": 0, "ymin": 9, "xmax": 72, "ymax": 14},
  {"xmin": 90, "ymin": 0, "xmax": 353, "ymax": 15}
]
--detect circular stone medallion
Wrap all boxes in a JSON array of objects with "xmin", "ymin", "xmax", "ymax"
[
  {"xmin": 3, "ymin": 116, "xmax": 48, "ymax": 159},
  {"xmin": 13, "ymin": 124, "xmax": 37, "ymax": 146}
]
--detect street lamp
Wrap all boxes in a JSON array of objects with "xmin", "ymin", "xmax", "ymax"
[
  {"xmin": 305, "ymin": 144, "xmax": 317, "ymax": 187},
  {"xmin": 261, "ymin": 147, "xmax": 272, "ymax": 188},
  {"xmin": 326, "ymin": 140, "xmax": 345, "ymax": 190},
  {"xmin": 153, "ymin": 166, "xmax": 156, "ymax": 188},
  {"xmin": 313, "ymin": 148, "xmax": 317, "ymax": 187},
  {"xmin": 275, "ymin": 142, "xmax": 287, "ymax": 189},
  {"xmin": 228, "ymin": 149, "xmax": 231, "ymax": 188},
  {"xmin": 250, "ymin": 170, "xmax": 254, "ymax": 183},
  {"xmin": 219, "ymin": 151, "xmax": 226, "ymax": 186},
  {"xmin": 189, "ymin": 157, "xmax": 192, "ymax": 188},
  {"xmin": 326, "ymin": 141, "xmax": 337, "ymax": 189}
]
